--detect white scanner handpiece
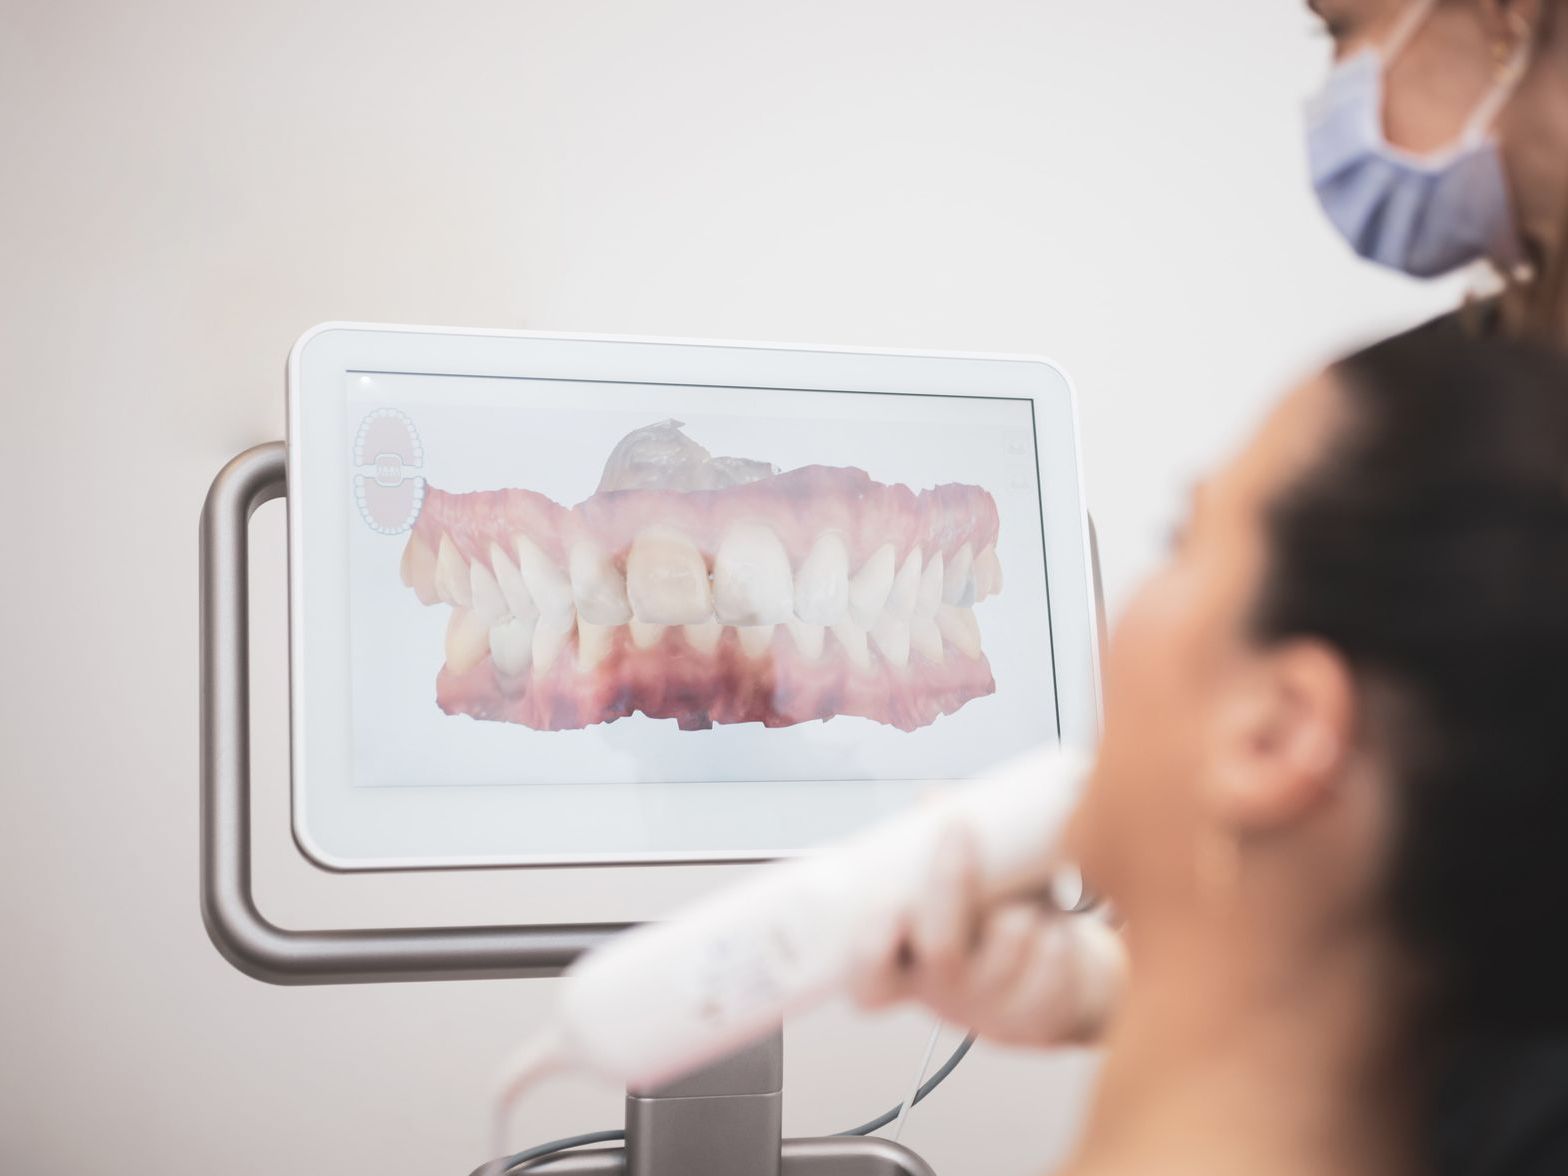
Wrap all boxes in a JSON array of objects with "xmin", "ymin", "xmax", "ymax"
[{"xmin": 550, "ymin": 745, "xmax": 1101, "ymax": 1090}]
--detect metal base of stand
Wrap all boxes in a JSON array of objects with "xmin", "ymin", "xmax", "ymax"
[
  {"xmin": 613, "ymin": 1033, "xmax": 932, "ymax": 1176},
  {"xmin": 485, "ymin": 1034, "xmax": 936, "ymax": 1175},
  {"xmin": 501, "ymin": 1137, "xmax": 934, "ymax": 1175}
]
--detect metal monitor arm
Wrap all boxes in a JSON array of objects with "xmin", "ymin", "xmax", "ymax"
[{"xmin": 200, "ymin": 441, "xmax": 626, "ymax": 984}]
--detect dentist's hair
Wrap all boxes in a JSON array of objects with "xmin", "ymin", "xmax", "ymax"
[
  {"xmin": 1512, "ymin": 1, "xmax": 1568, "ymax": 342},
  {"xmin": 1253, "ymin": 313, "xmax": 1568, "ymax": 1035}
]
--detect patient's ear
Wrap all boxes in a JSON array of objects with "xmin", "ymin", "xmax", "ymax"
[{"xmin": 1204, "ymin": 640, "xmax": 1354, "ymax": 833}]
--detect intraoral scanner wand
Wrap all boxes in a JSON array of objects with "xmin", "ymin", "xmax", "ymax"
[{"xmin": 493, "ymin": 745, "xmax": 1125, "ymax": 1122}]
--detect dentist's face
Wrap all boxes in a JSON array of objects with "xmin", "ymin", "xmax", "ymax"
[
  {"xmin": 1309, "ymin": 0, "xmax": 1513, "ymax": 152},
  {"xmin": 1067, "ymin": 377, "xmax": 1341, "ymax": 914},
  {"xmin": 1308, "ymin": 0, "xmax": 1568, "ymax": 267}
]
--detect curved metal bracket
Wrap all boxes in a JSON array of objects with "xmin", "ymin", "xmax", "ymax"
[{"xmin": 200, "ymin": 442, "xmax": 629, "ymax": 985}]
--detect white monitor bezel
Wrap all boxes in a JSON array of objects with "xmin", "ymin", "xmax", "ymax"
[{"xmin": 286, "ymin": 323, "xmax": 1101, "ymax": 871}]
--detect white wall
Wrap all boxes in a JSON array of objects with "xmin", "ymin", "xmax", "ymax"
[{"xmin": 0, "ymin": 2, "xmax": 1459, "ymax": 1173}]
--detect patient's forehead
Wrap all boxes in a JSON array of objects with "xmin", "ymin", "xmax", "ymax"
[{"xmin": 1217, "ymin": 374, "xmax": 1343, "ymax": 517}]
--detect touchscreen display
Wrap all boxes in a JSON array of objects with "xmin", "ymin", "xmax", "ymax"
[{"xmin": 344, "ymin": 371, "xmax": 1058, "ymax": 790}]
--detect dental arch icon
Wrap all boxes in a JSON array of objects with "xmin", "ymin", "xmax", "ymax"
[
  {"xmin": 353, "ymin": 408, "xmax": 426, "ymax": 534},
  {"xmin": 397, "ymin": 421, "xmax": 1004, "ymax": 732}
]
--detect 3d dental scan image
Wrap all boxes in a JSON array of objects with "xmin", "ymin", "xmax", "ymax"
[{"xmin": 398, "ymin": 418, "xmax": 1005, "ymax": 733}]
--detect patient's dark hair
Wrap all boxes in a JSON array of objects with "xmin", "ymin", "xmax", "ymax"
[{"xmin": 1253, "ymin": 314, "xmax": 1568, "ymax": 1037}]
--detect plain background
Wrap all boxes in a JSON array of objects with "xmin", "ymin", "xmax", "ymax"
[{"xmin": 1, "ymin": 2, "xmax": 1459, "ymax": 1173}]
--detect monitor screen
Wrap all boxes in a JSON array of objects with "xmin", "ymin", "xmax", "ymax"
[
  {"xmin": 345, "ymin": 371, "xmax": 1059, "ymax": 793},
  {"xmin": 289, "ymin": 327, "xmax": 1095, "ymax": 867}
]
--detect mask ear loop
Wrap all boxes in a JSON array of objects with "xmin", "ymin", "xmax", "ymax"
[
  {"xmin": 1380, "ymin": 0, "xmax": 1441, "ymax": 66},
  {"xmin": 1460, "ymin": 22, "xmax": 1534, "ymax": 147}
]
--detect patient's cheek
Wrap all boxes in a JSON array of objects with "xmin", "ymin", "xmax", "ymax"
[
  {"xmin": 1106, "ymin": 575, "xmax": 1197, "ymax": 706},
  {"xmin": 1091, "ymin": 570, "xmax": 1217, "ymax": 848}
]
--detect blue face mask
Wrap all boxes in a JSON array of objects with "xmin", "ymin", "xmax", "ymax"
[{"xmin": 1305, "ymin": 0, "xmax": 1532, "ymax": 278}]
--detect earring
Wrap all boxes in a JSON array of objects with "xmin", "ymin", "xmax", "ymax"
[{"xmin": 1494, "ymin": 8, "xmax": 1534, "ymax": 76}]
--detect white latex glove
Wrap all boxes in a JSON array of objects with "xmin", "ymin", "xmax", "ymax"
[{"xmin": 848, "ymin": 824, "xmax": 1124, "ymax": 1048}]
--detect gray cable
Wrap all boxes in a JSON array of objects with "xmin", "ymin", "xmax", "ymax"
[
  {"xmin": 474, "ymin": 1033, "xmax": 978, "ymax": 1174},
  {"xmin": 468, "ymin": 1130, "xmax": 626, "ymax": 1176},
  {"xmin": 835, "ymin": 1033, "xmax": 977, "ymax": 1137}
]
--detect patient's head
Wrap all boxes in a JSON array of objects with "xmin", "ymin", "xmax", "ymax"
[{"xmin": 1075, "ymin": 315, "xmax": 1568, "ymax": 1035}]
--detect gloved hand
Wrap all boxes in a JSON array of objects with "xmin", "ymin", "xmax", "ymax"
[{"xmin": 847, "ymin": 824, "xmax": 1125, "ymax": 1048}]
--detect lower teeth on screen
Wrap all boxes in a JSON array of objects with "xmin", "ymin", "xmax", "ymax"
[{"xmin": 397, "ymin": 421, "xmax": 1004, "ymax": 732}]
